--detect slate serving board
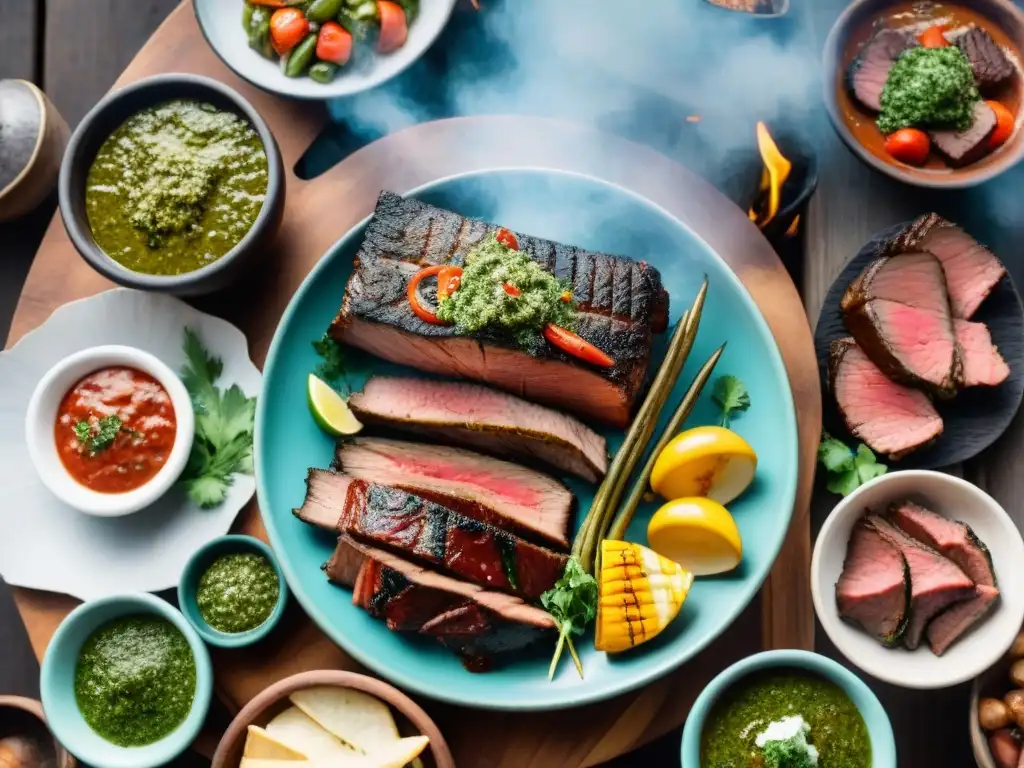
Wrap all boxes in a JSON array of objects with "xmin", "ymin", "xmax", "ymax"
[{"xmin": 814, "ymin": 221, "xmax": 1024, "ymax": 469}]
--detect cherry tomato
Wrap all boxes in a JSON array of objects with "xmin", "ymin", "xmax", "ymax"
[
  {"xmin": 316, "ymin": 21, "xmax": 353, "ymax": 66},
  {"xmin": 377, "ymin": 1, "xmax": 408, "ymax": 54},
  {"xmin": 503, "ymin": 283, "xmax": 521, "ymax": 298},
  {"xmin": 269, "ymin": 7, "xmax": 309, "ymax": 56},
  {"xmin": 884, "ymin": 128, "xmax": 931, "ymax": 166},
  {"xmin": 918, "ymin": 25, "xmax": 949, "ymax": 48},
  {"xmin": 987, "ymin": 100, "xmax": 1016, "ymax": 150},
  {"xmin": 496, "ymin": 228, "xmax": 519, "ymax": 250}
]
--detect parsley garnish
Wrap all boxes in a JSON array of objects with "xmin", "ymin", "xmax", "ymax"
[
  {"xmin": 818, "ymin": 431, "xmax": 888, "ymax": 497},
  {"xmin": 73, "ymin": 415, "xmax": 124, "ymax": 456},
  {"xmin": 312, "ymin": 332, "xmax": 348, "ymax": 392},
  {"xmin": 179, "ymin": 328, "xmax": 256, "ymax": 509},
  {"xmin": 540, "ymin": 557, "xmax": 598, "ymax": 680},
  {"xmin": 711, "ymin": 374, "xmax": 751, "ymax": 428}
]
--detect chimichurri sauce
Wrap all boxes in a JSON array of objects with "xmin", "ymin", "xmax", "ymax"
[
  {"xmin": 701, "ymin": 670, "xmax": 872, "ymax": 767},
  {"xmin": 85, "ymin": 99, "xmax": 267, "ymax": 276},
  {"xmin": 74, "ymin": 615, "xmax": 196, "ymax": 747},
  {"xmin": 196, "ymin": 552, "xmax": 279, "ymax": 634}
]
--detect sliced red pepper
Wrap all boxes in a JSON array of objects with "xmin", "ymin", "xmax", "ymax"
[
  {"xmin": 438, "ymin": 265, "xmax": 463, "ymax": 300},
  {"xmin": 503, "ymin": 282, "xmax": 521, "ymax": 298},
  {"xmin": 496, "ymin": 228, "xmax": 519, "ymax": 250},
  {"xmin": 407, "ymin": 265, "xmax": 449, "ymax": 325},
  {"xmin": 543, "ymin": 324, "xmax": 614, "ymax": 368}
]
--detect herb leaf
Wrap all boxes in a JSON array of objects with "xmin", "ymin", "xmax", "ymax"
[
  {"xmin": 312, "ymin": 332, "xmax": 348, "ymax": 391},
  {"xmin": 818, "ymin": 431, "xmax": 887, "ymax": 497},
  {"xmin": 179, "ymin": 328, "xmax": 256, "ymax": 509},
  {"xmin": 540, "ymin": 557, "xmax": 598, "ymax": 680},
  {"xmin": 74, "ymin": 415, "xmax": 124, "ymax": 456},
  {"xmin": 74, "ymin": 421, "xmax": 92, "ymax": 444},
  {"xmin": 711, "ymin": 375, "xmax": 750, "ymax": 428}
]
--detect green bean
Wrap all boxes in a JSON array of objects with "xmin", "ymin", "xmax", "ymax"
[
  {"xmin": 309, "ymin": 61, "xmax": 339, "ymax": 83},
  {"xmin": 285, "ymin": 33, "xmax": 318, "ymax": 77},
  {"xmin": 242, "ymin": 2, "xmax": 255, "ymax": 30},
  {"xmin": 306, "ymin": 0, "xmax": 345, "ymax": 22},
  {"xmin": 247, "ymin": 11, "xmax": 274, "ymax": 60}
]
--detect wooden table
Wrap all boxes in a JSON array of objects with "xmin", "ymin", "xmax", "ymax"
[{"xmin": 0, "ymin": 0, "xmax": 1007, "ymax": 765}]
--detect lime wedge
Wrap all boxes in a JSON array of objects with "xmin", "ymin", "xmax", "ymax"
[{"xmin": 307, "ymin": 374, "xmax": 363, "ymax": 436}]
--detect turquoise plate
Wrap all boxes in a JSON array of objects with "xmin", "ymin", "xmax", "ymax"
[{"xmin": 256, "ymin": 169, "xmax": 798, "ymax": 710}]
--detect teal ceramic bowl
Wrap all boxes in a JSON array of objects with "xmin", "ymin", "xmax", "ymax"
[
  {"xmin": 40, "ymin": 592, "xmax": 213, "ymax": 768},
  {"xmin": 680, "ymin": 650, "xmax": 897, "ymax": 767},
  {"xmin": 178, "ymin": 534, "xmax": 288, "ymax": 648}
]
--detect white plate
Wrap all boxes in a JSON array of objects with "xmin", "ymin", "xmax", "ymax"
[
  {"xmin": 0, "ymin": 289, "xmax": 261, "ymax": 600},
  {"xmin": 812, "ymin": 470, "xmax": 1024, "ymax": 689},
  {"xmin": 193, "ymin": 0, "xmax": 457, "ymax": 101}
]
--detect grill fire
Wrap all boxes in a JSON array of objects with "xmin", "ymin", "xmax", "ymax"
[{"xmin": 748, "ymin": 121, "xmax": 793, "ymax": 231}]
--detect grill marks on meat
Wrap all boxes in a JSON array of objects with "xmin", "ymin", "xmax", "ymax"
[
  {"xmin": 889, "ymin": 214, "xmax": 1006, "ymax": 320},
  {"xmin": 955, "ymin": 320, "xmax": 1010, "ymax": 387},
  {"xmin": 842, "ymin": 252, "xmax": 961, "ymax": 396},
  {"xmin": 888, "ymin": 501, "xmax": 996, "ymax": 587},
  {"xmin": 296, "ymin": 472, "xmax": 566, "ymax": 600},
  {"xmin": 951, "ymin": 25, "xmax": 1015, "ymax": 90},
  {"xmin": 929, "ymin": 100, "xmax": 998, "ymax": 168},
  {"xmin": 348, "ymin": 376, "xmax": 608, "ymax": 482},
  {"xmin": 836, "ymin": 517, "xmax": 911, "ymax": 645},
  {"xmin": 848, "ymin": 28, "xmax": 918, "ymax": 111},
  {"xmin": 829, "ymin": 338, "xmax": 942, "ymax": 460},
  {"xmin": 334, "ymin": 438, "xmax": 573, "ymax": 549},
  {"xmin": 926, "ymin": 585, "xmax": 1000, "ymax": 656},
  {"xmin": 330, "ymin": 191, "xmax": 670, "ymax": 426}
]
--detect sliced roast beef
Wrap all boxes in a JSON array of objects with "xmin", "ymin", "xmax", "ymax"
[
  {"xmin": 296, "ymin": 473, "xmax": 566, "ymax": 600},
  {"xmin": 926, "ymin": 585, "xmax": 1000, "ymax": 656},
  {"xmin": 950, "ymin": 25, "xmax": 1015, "ymax": 89},
  {"xmin": 328, "ymin": 534, "xmax": 370, "ymax": 588},
  {"xmin": 348, "ymin": 376, "xmax": 608, "ymax": 482},
  {"xmin": 841, "ymin": 251, "xmax": 960, "ymax": 395},
  {"xmin": 866, "ymin": 515, "xmax": 975, "ymax": 650},
  {"xmin": 848, "ymin": 28, "xmax": 918, "ymax": 111},
  {"xmin": 955, "ymin": 319, "xmax": 1010, "ymax": 387},
  {"xmin": 330, "ymin": 191, "xmax": 670, "ymax": 427},
  {"xmin": 829, "ymin": 338, "xmax": 943, "ymax": 460},
  {"xmin": 888, "ymin": 501, "xmax": 996, "ymax": 586},
  {"xmin": 930, "ymin": 101, "xmax": 998, "ymax": 167},
  {"xmin": 836, "ymin": 517, "xmax": 911, "ymax": 646},
  {"xmin": 333, "ymin": 438, "xmax": 573, "ymax": 549},
  {"xmin": 419, "ymin": 604, "xmax": 546, "ymax": 672},
  {"xmin": 888, "ymin": 214, "xmax": 1007, "ymax": 320}
]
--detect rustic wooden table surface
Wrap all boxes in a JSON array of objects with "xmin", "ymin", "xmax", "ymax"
[{"xmin": 0, "ymin": 1, "xmax": 995, "ymax": 765}]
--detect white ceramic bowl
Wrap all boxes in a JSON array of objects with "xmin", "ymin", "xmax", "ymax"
[
  {"xmin": 812, "ymin": 470, "xmax": 1024, "ymax": 689},
  {"xmin": 25, "ymin": 345, "xmax": 195, "ymax": 517}
]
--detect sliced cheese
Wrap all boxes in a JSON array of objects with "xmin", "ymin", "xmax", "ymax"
[
  {"xmin": 244, "ymin": 725, "xmax": 307, "ymax": 761},
  {"xmin": 369, "ymin": 735, "xmax": 431, "ymax": 768},
  {"xmin": 289, "ymin": 686, "xmax": 399, "ymax": 753},
  {"xmin": 264, "ymin": 706, "xmax": 357, "ymax": 761}
]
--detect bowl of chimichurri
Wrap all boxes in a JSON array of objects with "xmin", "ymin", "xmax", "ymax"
[
  {"xmin": 40, "ymin": 592, "xmax": 212, "ymax": 768},
  {"xmin": 178, "ymin": 534, "xmax": 288, "ymax": 648},
  {"xmin": 681, "ymin": 650, "xmax": 896, "ymax": 768},
  {"xmin": 58, "ymin": 73, "xmax": 284, "ymax": 296}
]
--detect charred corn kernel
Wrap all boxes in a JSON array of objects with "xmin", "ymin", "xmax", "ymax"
[{"xmin": 595, "ymin": 540, "xmax": 694, "ymax": 653}]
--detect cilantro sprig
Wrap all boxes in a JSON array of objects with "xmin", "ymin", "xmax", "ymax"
[
  {"xmin": 540, "ymin": 557, "xmax": 598, "ymax": 680},
  {"xmin": 711, "ymin": 374, "xmax": 750, "ymax": 428},
  {"xmin": 818, "ymin": 431, "xmax": 887, "ymax": 497},
  {"xmin": 73, "ymin": 415, "xmax": 124, "ymax": 456},
  {"xmin": 179, "ymin": 328, "xmax": 256, "ymax": 509},
  {"xmin": 312, "ymin": 332, "xmax": 348, "ymax": 392}
]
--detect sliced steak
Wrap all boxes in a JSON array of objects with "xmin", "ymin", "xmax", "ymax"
[
  {"xmin": 848, "ymin": 28, "xmax": 918, "ymax": 111},
  {"xmin": 866, "ymin": 515, "xmax": 975, "ymax": 650},
  {"xmin": 333, "ymin": 438, "xmax": 573, "ymax": 549},
  {"xmin": 926, "ymin": 584, "xmax": 1000, "ymax": 656},
  {"xmin": 888, "ymin": 214, "xmax": 1007, "ymax": 319},
  {"xmin": 330, "ymin": 191, "xmax": 670, "ymax": 427},
  {"xmin": 955, "ymin": 319, "xmax": 1010, "ymax": 387},
  {"xmin": 836, "ymin": 517, "xmax": 911, "ymax": 646},
  {"xmin": 348, "ymin": 376, "xmax": 608, "ymax": 482},
  {"xmin": 328, "ymin": 534, "xmax": 371, "ymax": 588},
  {"xmin": 296, "ymin": 474, "xmax": 566, "ymax": 600},
  {"xmin": 888, "ymin": 501, "xmax": 996, "ymax": 587},
  {"xmin": 419, "ymin": 604, "xmax": 546, "ymax": 672},
  {"xmin": 950, "ymin": 25, "xmax": 1015, "ymax": 89},
  {"xmin": 841, "ymin": 252, "xmax": 960, "ymax": 395},
  {"xmin": 930, "ymin": 100, "xmax": 998, "ymax": 168},
  {"xmin": 830, "ymin": 338, "xmax": 943, "ymax": 460}
]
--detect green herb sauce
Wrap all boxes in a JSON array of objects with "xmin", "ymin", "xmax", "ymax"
[
  {"xmin": 437, "ymin": 233, "xmax": 576, "ymax": 347},
  {"xmin": 877, "ymin": 46, "xmax": 979, "ymax": 134},
  {"xmin": 85, "ymin": 99, "xmax": 268, "ymax": 275},
  {"xmin": 196, "ymin": 552, "xmax": 279, "ymax": 634},
  {"xmin": 701, "ymin": 670, "xmax": 871, "ymax": 768},
  {"xmin": 74, "ymin": 615, "xmax": 196, "ymax": 747}
]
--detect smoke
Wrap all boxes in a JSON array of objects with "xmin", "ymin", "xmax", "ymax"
[{"xmin": 323, "ymin": 0, "xmax": 820, "ymax": 185}]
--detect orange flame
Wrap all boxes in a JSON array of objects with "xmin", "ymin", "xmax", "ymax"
[{"xmin": 748, "ymin": 122, "xmax": 793, "ymax": 230}]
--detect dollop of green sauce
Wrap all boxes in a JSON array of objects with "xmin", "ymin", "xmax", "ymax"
[
  {"xmin": 878, "ymin": 46, "xmax": 979, "ymax": 134},
  {"xmin": 196, "ymin": 552, "xmax": 279, "ymax": 634},
  {"xmin": 437, "ymin": 233, "xmax": 576, "ymax": 347},
  {"xmin": 700, "ymin": 670, "xmax": 871, "ymax": 768},
  {"xmin": 74, "ymin": 615, "xmax": 196, "ymax": 747},
  {"xmin": 85, "ymin": 99, "xmax": 268, "ymax": 275}
]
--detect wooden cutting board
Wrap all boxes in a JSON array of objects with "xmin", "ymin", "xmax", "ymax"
[{"xmin": 4, "ymin": 3, "xmax": 821, "ymax": 765}]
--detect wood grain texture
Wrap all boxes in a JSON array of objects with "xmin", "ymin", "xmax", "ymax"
[
  {"xmin": 0, "ymin": 0, "xmax": 38, "ymax": 82},
  {"xmin": 5, "ymin": 3, "xmax": 819, "ymax": 766},
  {"xmin": 814, "ymin": 222, "xmax": 1024, "ymax": 468}
]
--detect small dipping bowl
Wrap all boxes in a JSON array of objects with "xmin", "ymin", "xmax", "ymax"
[
  {"xmin": 178, "ymin": 534, "xmax": 288, "ymax": 648},
  {"xmin": 58, "ymin": 73, "xmax": 284, "ymax": 295},
  {"xmin": 0, "ymin": 695, "xmax": 77, "ymax": 768},
  {"xmin": 680, "ymin": 649, "xmax": 896, "ymax": 767},
  {"xmin": 25, "ymin": 345, "xmax": 195, "ymax": 517},
  {"xmin": 40, "ymin": 593, "xmax": 213, "ymax": 768}
]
